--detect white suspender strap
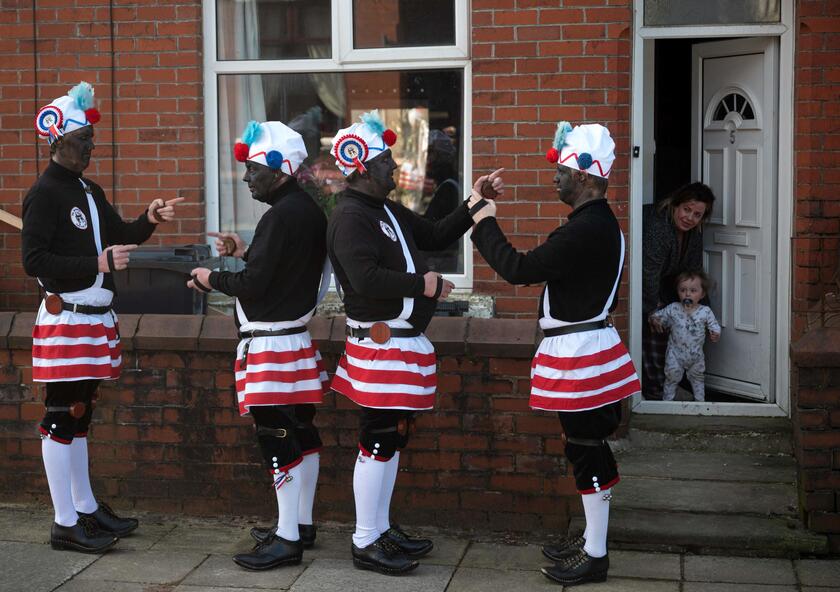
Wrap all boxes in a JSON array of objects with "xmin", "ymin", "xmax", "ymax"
[
  {"xmin": 79, "ymin": 179, "xmax": 104, "ymax": 290},
  {"xmin": 383, "ymin": 203, "xmax": 415, "ymax": 321}
]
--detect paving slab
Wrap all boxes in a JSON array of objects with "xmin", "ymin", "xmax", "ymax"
[
  {"xmin": 615, "ymin": 450, "xmax": 796, "ymax": 483},
  {"xmin": 614, "ymin": 477, "xmax": 797, "ymax": 516},
  {"xmin": 683, "ymin": 556, "xmax": 796, "ymax": 585},
  {"xmin": 0, "ymin": 507, "xmax": 54, "ymax": 544},
  {"xmin": 609, "ymin": 550, "xmax": 681, "ymax": 580},
  {"xmin": 683, "ymin": 584, "xmax": 797, "ymax": 592},
  {"xmin": 459, "ymin": 542, "xmax": 542, "ymax": 571},
  {"xmin": 73, "ymin": 549, "xmax": 208, "ymax": 584},
  {"xmin": 0, "ymin": 541, "xmax": 99, "ymax": 592},
  {"xmin": 176, "ymin": 588, "xmax": 287, "ymax": 592},
  {"xmin": 564, "ymin": 578, "xmax": 679, "ymax": 592},
  {"xmin": 297, "ymin": 529, "xmax": 352, "ymax": 561},
  {"xmin": 289, "ymin": 558, "xmax": 453, "ymax": 592},
  {"xmin": 152, "ymin": 523, "xmax": 253, "ymax": 554},
  {"xmin": 180, "ymin": 553, "xmax": 306, "ymax": 589},
  {"xmin": 796, "ymin": 559, "xmax": 840, "ymax": 587},
  {"xmin": 445, "ymin": 566, "xmax": 562, "ymax": 592},
  {"xmin": 110, "ymin": 520, "xmax": 178, "ymax": 551},
  {"xmin": 54, "ymin": 581, "xmax": 149, "ymax": 592}
]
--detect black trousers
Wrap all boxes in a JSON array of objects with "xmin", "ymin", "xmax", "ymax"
[
  {"xmin": 558, "ymin": 401, "xmax": 622, "ymax": 494},
  {"xmin": 39, "ymin": 380, "xmax": 101, "ymax": 444},
  {"xmin": 358, "ymin": 408, "xmax": 415, "ymax": 461},
  {"xmin": 251, "ymin": 404, "xmax": 322, "ymax": 471}
]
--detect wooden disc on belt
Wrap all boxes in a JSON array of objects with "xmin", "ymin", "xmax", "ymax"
[
  {"xmin": 150, "ymin": 203, "xmax": 165, "ymax": 223},
  {"xmin": 68, "ymin": 402, "xmax": 86, "ymax": 419},
  {"xmin": 480, "ymin": 179, "xmax": 499, "ymax": 199},
  {"xmin": 45, "ymin": 294, "xmax": 63, "ymax": 315},
  {"xmin": 369, "ymin": 322, "xmax": 391, "ymax": 344},
  {"xmin": 222, "ymin": 237, "xmax": 237, "ymax": 256}
]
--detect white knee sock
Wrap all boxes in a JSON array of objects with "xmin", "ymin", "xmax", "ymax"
[
  {"xmin": 42, "ymin": 438, "xmax": 78, "ymax": 527},
  {"xmin": 352, "ymin": 451, "xmax": 386, "ymax": 548},
  {"xmin": 273, "ymin": 464, "xmax": 302, "ymax": 541},
  {"xmin": 69, "ymin": 437, "xmax": 98, "ymax": 514},
  {"xmin": 376, "ymin": 451, "xmax": 400, "ymax": 534},
  {"xmin": 581, "ymin": 489, "xmax": 610, "ymax": 558},
  {"xmin": 297, "ymin": 453, "xmax": 320, "ymax": 526}
]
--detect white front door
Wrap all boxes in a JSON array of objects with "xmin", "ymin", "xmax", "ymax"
[{"xmin": 691, "ymin": 38, "xmax": 779, "ymax": 402}]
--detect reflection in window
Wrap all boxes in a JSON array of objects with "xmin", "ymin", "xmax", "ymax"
[
  {"xmin": 218, "ymin": 70, "xmax": 464, "ymax": 273},
  {"xmin": 352, "ymin": 0, "xmax": 455, "ymax": 49},
  {"xmin": 216, "ymin": 0, "xmax": 331, "ymax": 60},
  {"xmin": 644, "ymin": 0, "xmax": 780, "ymax": 26},
  {"xmin": 712, "ymin": 92, "xmax": 755, "ymax": 122}
]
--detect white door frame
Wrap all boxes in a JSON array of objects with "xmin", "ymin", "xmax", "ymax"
[{"xmin": 628, "ymin": 0, "xmax": 794, "ymax": 417}]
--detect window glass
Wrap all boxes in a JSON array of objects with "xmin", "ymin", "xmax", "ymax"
[
  {"xmin": 644, "ymin": 0, "xmax": 780, "ymax": 26},
  {"xmin": 216, "ymin": 0, "xmax": 331, "ymax": 60},
  {"xmin": 352, "ymin": 0, "xmax": 455, "ymax": 49},
  {"xmin": 218, "ymin": 69, "xmax": 464, "ymax": 273}
]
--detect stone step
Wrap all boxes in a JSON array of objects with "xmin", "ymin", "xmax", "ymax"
[
  {"xmin": 624, "ymin": 415, "xmax": 793, "ymax": 454},
  {"xmin": 616, "ymin": 450, "xmax": 796, "ymax": 483},
  {"xmin": 571, "ymin": 508, "xmax": 829, "ymax": 558},
  {"xmin": 612, "ymin": 476, "xmax": 798, "ymax": 516}
]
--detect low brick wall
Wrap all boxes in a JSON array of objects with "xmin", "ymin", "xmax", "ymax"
[
  {"xmin": 0, "ymin": 313, "xmax": 584, "ymax": 533},
  {"xmin": 791, "ymin": 328, "xmax": 840, "ymax": 553}
]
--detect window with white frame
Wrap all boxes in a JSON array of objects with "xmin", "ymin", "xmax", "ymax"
[{"xmin": 203, "ymin": 0, "xmax": 472, "ymax": 283}]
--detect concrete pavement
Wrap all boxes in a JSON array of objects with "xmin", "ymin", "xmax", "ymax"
[{"xmin": 1, "ymin": 504, "xmax": 838, "ymax": 592}]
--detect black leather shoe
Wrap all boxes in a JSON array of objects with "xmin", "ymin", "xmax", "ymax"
[
  {"xmin": 542, "ymin": 534, "xmax": 585, "ymax": 562},
  {"xmin": 541, "ymin": 549, "xmax": 609, "ymax": 586},
  {"xmin": 299, "ymin": 524, "xmax": 316, "ymax": 548},
  {"xmin": 351, "ymin": 535, "xmax": 419, "ymax": 575},
  {"xmin": 251, "ymin": 524, "xmax": 316, "ymax": 549},
  {"xmin": 384, "ymin": 524, "xmax": 433, "ymax": 558},
  {"xmin": 78, "ymin": 502, "xmax": 139, "ymax": 537},
  {"xmin": 50, "ymin": 517, "xmax": 118, "ymax": 554},
  {"xmin": 233, "ymin": 535, "xmax": 303, "ymax": 571}
]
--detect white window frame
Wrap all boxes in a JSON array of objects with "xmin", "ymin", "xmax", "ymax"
[
  {"xmin": 628, "ymin": 0, "xmax": 794, "ymax": 417},
  {"xmin": 202, "ymin": 0, "xmax": 473, "ymax": 290}
]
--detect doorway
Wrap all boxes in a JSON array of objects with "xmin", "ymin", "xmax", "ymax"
[{"xmin": 628, "ymin": 6, "xmax": 794, "ymax": 417}]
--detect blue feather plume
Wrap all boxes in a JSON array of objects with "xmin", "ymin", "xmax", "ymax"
[
  {"xmin": 360, "ymin": 110, "xmax": 386, "ymax": 137},
  {"xmin": 69, "ymin": 82, "xmax": 95, "ymax": 110},
  {"xmin": 241, "ymin": 120, "xmax": 262, "ymax": 146},
  {"xmin": 553, "ymin": 121, "xmax": 573, "ymax": 150}
]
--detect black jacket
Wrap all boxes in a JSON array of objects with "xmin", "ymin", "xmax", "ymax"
[
  {"xmin": 327, "ymin": 188, "xmax": 472, "ymax": 332},
  {"xmin": 471, "ymin": 198, "xmax": 623, "ymax": 322},
  {"xmin": 22, "ymin": 160, "xmax": 156, "ymax": 295},
  {"xmin": 209, "ymin": 180, "xmax": 327, "ymax": 326}
]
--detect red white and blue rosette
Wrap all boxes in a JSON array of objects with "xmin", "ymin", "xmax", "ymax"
[
  {"xmin": 333, "ymin": 134, "xmax": 369, "ymax": 170},
  {"xmin": 35, "ymin": 105, "xmax": 63, "ymax": 138}
]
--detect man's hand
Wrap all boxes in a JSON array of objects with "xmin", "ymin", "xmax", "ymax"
[
  {"xmin": 472, "ymin": 168, "xmax": 505, "ymax": 199},
  {"xmin": 423, "ymin": 271, "xmax": 455, "ymax": 300},
  {"xmin": 208, "ymin": 231, "xmax": 247, "ymax": 258},
  {"xmin": 468, "ymin": 194, "xmax": 497, "ymax": 224},
  {"xmin": 147, "ymin": 197, "xmax": 185, "ymax": 224},
  {"xmin": 98, "ymin": 244, "xmax": 137, "ymax": 272},
  {"xmin": 187, "ymin": 267, "xmax": 213, "ymax": 293},
  {"xmin": 709, "ymin": 331, "xmax": 720, "ymax": 343}
]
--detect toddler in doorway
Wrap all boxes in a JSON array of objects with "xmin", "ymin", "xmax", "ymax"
[{"xmin": 649, "ymin": 270, "xmax": 721, "ymax": 402}]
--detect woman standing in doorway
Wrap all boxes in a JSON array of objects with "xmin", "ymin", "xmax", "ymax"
[{"xmin": 642, "ymin": 182, "xmax": 715, "ymax": 400}]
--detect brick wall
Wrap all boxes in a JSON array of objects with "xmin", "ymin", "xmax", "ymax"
[
  {"xmin": 0, "ymin": 1, "xmax": 204, "ymax": 311},
  {"xmin": 792, "ymin": 2, "xmax": 840, "ymax": 338},
  {"xmin": 470, "ymin": 1, "xmax": 632, "ymax": 320},
  {"xmin": 791, "ymin": 328, "xmax": 840, "ymax": 553},
  {"xmin": 0, "ymin": 314, "xmax": 580, "ymax": 533}
]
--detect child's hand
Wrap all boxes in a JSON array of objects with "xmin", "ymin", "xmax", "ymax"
[
  {"xmin": 649, "ymin": 315, "xmax": 665, "ymax": 333},
  {"xmin": 710, "ymin": 331, "xmax": 720, "ymax": 343}
]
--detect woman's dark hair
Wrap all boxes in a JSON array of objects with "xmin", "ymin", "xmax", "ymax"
[{"xmin": 657, "ymin": 182, "xmax": 716, "ymax": 225}]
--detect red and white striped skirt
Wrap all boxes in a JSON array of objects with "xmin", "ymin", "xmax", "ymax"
[
  {"xmin": 235, "ymin": 332, "xmax": 327, "ymax": 416},
  {"xmin": 331, "ymin": 335, "xmax": 437, "ymax": 410},
  {"xmin": 529, "ymin": 327, "xmax": 641, "ymax": 412},
  {"xmin": 32, "ymin": 303, "xmax": 121, "ymax": 382}
]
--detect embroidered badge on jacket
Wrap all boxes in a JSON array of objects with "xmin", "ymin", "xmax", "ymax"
[
  {"xmin": 70, "ymin": 207, "xmax": 88, "ymax": 230},
  {"xmin": 379, "ymin": 220, "xmax": 397, "ymax": 242}
]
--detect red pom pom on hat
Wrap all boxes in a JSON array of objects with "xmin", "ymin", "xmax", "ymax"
[
  {"xmin": 546, "ymin": 147, "xmax": 559, "ymax": 163},
  {"xmin": 234, "ymin": 142, "xmax": 250, "ymax": 163},
  {"xmin": 382, "ymin": 129, "xmax": 397, "ymax": 147},
  {"xmin": 84, "ymin": 108, "xmax": 101, "ymax": 125}
]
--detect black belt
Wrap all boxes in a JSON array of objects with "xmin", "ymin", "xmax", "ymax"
[
  {"xmin": 62, "ymin": 303, "xmax": 112, "ymax": 315},
  {"xmin": 543, "ymin": 320, "xmax": 610, "ymax": 338},
  {"xmin": 346, "ymin": 326, "xmax": 421, "ymax": 339},
  {"xmin": 238, "ymin": 327, "xmax": 307, "ymax": 339}
]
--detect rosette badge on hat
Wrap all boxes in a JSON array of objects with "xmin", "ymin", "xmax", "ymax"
[
  {"xmin": 331, "ymin": 110, "xmax": 397, "ymax": 176},
  {"xmin": 233, "ymin": 120, "xmax": 308, "ymax": 175},
  {"xmin": 34, "ymin": 82, "xmax": 101, "ymax": 143},
  {"xmin": 545, "ymin": 121, "xmax": 615, "ymax": 179}
]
